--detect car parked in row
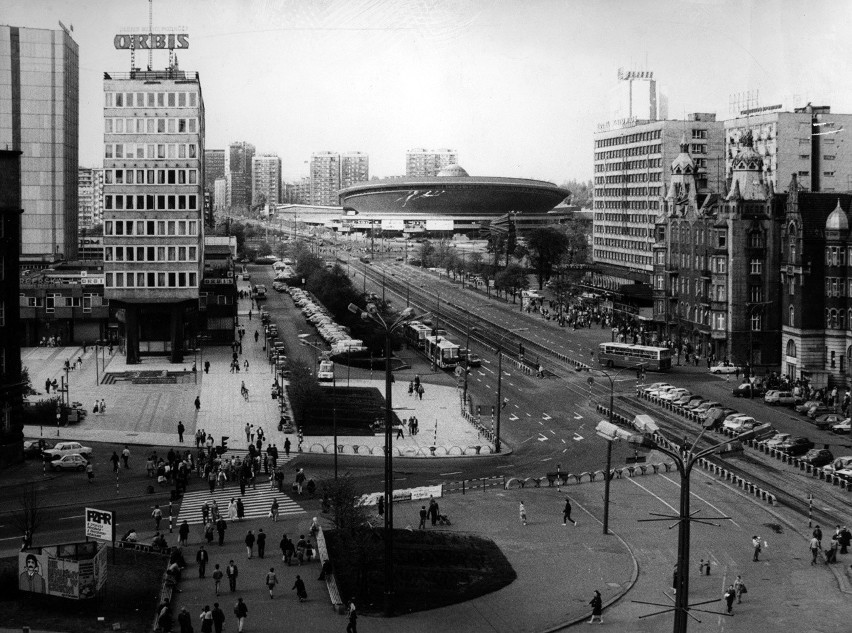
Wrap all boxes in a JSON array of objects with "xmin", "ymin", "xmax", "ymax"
[
  {"xmin": 801, "ymin": 448, "xmax": 834, "ymax": 467},
  {"xmin": 50, "ymin": 454, "xmax": 89, "ymax": 472},
  {"xmin": 831, "ymin": 418, "xmax": 852, "ymax": 434},
  {"xmin": 823, "ymin": 456, "xmax": 852, "ymax": 476},
  {"xmin": 723, "ymin": 415, "xmax": 759, "ymax": 433},
  {"xmin": 22, "ymin": 439, "xmax": 54, "ymax": 459},
  {"xmin": 776, "ymin": 436, "xmax": 815, "ymax": 456},
  {"xmin": 710, "ymin": 363, "xmax": 742, "ymax": 375},
  {"xmin": 764, "ymin": 390, "xmax": 797, "ymax": 406},
  {"xmin": 762, "ymin": 432, "xmax": 792, "ymax": 449},
  {"xmin": 733, "ymin": 383, "xmax": 765, "ymax": 398},
  {"xmin": 795, "ymin": 400, "xmax": 822, "ymax": 415},
  {"xmin": 811, "ymin": 413, "xmax": 845, "ymax": 431},
  {"xmin": 43, "ymin": 441, "xmax": 92, "ymax": 461}
]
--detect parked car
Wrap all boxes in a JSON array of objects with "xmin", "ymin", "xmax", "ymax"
[
  {"xmin": 831, "ymin": 418, "xmax": 852, "ymax": 434},
  {"xmin": 795, "ymin": 400, "xmax": 822, "ymax": 415},
  {"xmin": 50, "ymin": 454, "xmax": 89, "ymax": 472},
  {"xmin": 733, "ymin": 383, "xmax": 765, "ymax": 398},
  {"xmin": 673, "ymin": 393, "xmax": 696, "ymax": 406},
  {"xmin": 807, "ymin": 404, "xmax": 831, "ymax": 419},
  {"xmin": 801, "ymin": 448, "xmax": 834, "ymax": 467},
  {"xmin": 684, "ymin": 396, "xmax": 707, "ymax": 410},
  {"xmin": 763, "ymin": 432, "xmax": 792, "ymax": 449},
  {"xmin": 812, "ymin": 413, "xmax": 845, "ymax": 431},
  {"xmin": 764, "ymin": 390, "xmax": 797, "ymax": 406},
  {"xmin": 710, "ymin": 363, "xmax": 742, "ymax": 375},
  {"xmin": 22, "ymin": 439, "xmax": 54, "ymax": 459},
  {"xmin": 723, "ymin": 415, "xmax": 759, "ymax": 433},
  {"xmin": 776, "ymin": 436, "xmax": 815, "ymax": 456},
  {"xmin": 643, "ymin": 382, "xmax": 671, "ymax": 394},
  {"xmin": 659, "ymin": 388, "xmax": 690, "ymax": 402},
  {"xmin": 823, "ymin": 456, "xmax": 852, "ymax": 475},
  {"xmin": 43, "ymin": 441, "xmax": 92, "ymax": 461},
  {"xmin": 692, "ymin": 401, "xmax": 721, "ymax": 414}
]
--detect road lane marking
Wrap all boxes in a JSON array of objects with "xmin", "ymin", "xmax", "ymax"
[
  {"xmin": 573, "ymin": 434, "xmax": 584, "ymax": 441},
  {"xmin": 542, "ymin": 413, "xmax": 552, "ymax": 420},
  {"xmin": 537, "ymin": 434, "xmax": 549, "ymax": 442},
  {"xmin": 627, "ymin": 477, "xmax": 678, "ymax": 513},
  {"xmin": 440, "ymin": 471, "xmax": 463, "ymax": 476},
  {"xmin": 658, "ymin": 474, "xmax": 742, "ymax": 529},
  {"xmin": 574, "ymin": 414, "xmax": 583, "ymax": 420},
  {"xmin": 509, "ymin": 414, "xmax": 519, "ymax": 421}
]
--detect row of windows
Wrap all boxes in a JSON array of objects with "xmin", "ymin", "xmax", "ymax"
[
  {"xmin": 593, "ymin": 237, "xmax": 650, "ymax": 251},
  {"xmin": 105, "ymin": 245, "xmax": 198, "ymax": 263},
  {"xmin": 825, "ymin": 247, "xmax": 852, "ymax": 267},
  {"xmin": 20, "ymin": 294, "xmax": 103, "ymax": 310},
  {"xmin": 595, "ymin": 144, "xmax": 663, "ymax": 161},
  {"xmin": 105, "ymin": 271, "xmax": 198, "ymax": 289},
  {"xmin": 594, "ymin": 213, "xmax": 652, "ymax": 224},
  {"xmin": 595, "ymin": 225, "xmax": 651, "ymax": 237},
  {"xmin": 105, "ymin": 117, "xmax": 199, "ymax": 135},
  {"xmin": 595, "ymin": 200, "xmax": 661, "ymax": 210},
  {"xmin": 594, "ymin": 129, "xmax": 663, "ymax": 148},
  {"xmin": 824, "ymin": 277, "xmax": 850, "ymax": 297},
  {"xmin": 104, "ymin": 220, "xmax": 199, "ymax": 236},
  {"xmin": 105, "ymin": 168, "xmax": 198, "ymax": 186},
  {"xmin": 595, "ymin": 160, "xmax": 663, "ymax": 173},
  {"xmin": 105, "ymin": 91, "xmax": 198, "ymax": 109},
  {"xmin": 595, "ymin": 187, "xmax": 664, "ymax": 197},
  {"xmin": 596, "ymin": 173, "xmax": 660, "ymax": 184},
  {"xmin": 104, "ymin": 143, "xmax": 198, "ymax": 160},
  {"xmin": 104, "ymin": 194, "xmax": 198, "ymax": 211},
  {"xmin": 592, "ymin": 248, "xmax": 652, "ymax": 267}
]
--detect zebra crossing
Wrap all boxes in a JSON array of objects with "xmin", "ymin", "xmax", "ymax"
[
  {"xmin": 214, "ymin": 448, "xmax": 296, "ymax": 465},
  {"xmin": 177, "ymin": 485, "xmax": 307, "ymax": 526}
]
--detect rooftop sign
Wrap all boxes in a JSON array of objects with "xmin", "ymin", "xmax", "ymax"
[{"xmin": 114, "ymin": 33, "xmax": 188, "ymax": 50}]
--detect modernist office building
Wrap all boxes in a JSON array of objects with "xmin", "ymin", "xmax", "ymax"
[
  {"xmin": 0, "ymin": 24, "xmax": 79, "ymax": 263},
  {"xmin": 592, "ymin": 114, "xmax": 725, "ymax": 291},
  {"xmin": 725, "ymin": 104, "xmax": 852, "ymax": 194},
  {"xmin": 102, "ymin": 64, "xmax": 205, "ymax": 363},
  {"xmin": 228, "ymin": 141, "xmax": 255, "ymax": 211},
  {"xmin": 252, "ymin": 154, "xmax": 281, "ymax": 207},
  {"xmin": 405, "ymin": 148, "xmax": 457, "ymax": 177},
  {"xmin": 204, "ymin": 149, "xmax": 225, "ymax": 192}
]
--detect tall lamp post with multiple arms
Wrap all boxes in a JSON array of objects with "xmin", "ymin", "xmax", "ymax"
[
  {"xmin": 347, "ymin": 302, "xmax": 426, "ymax": 616},
  {"xmin": 625, "ymin": 416, "xmax": 772, "ymax": 632},
  {"xmin": 494, "ymin": 328, "xmax": 528, "ymax": 453},
  {"xmin": 576, "ymin": 361, "xmax": 646, "ymax": 534}
]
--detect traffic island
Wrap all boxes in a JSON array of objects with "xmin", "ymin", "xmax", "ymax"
[{"xmin": 323, "ymin": 528, "xmax": 516, "ymax": 616}]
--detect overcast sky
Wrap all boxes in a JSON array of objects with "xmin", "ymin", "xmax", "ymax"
[{"xmin": 5, "ymin": 0, "xmax": 852, "ymax": 183}]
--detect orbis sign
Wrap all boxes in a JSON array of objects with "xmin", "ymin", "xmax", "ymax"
[{"xmin": 114, "ymin": 33, "xmax": 189, "ymax": 50}]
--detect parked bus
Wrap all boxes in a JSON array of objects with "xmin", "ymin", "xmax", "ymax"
[
  {"xmin": 424, "ymin": 335, "xmax": 460, "ymax": 369},
  {"xmin": 404, "ymin": 322, "xmax": 440, "ymax": 349},
  {"xmin": 597, "ymin": 342, "xmax": 671, "ymax": 371}
]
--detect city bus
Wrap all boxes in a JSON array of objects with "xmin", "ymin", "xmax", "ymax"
[
  {"xmin": 405, "ymin": 322, "xmax": 444, "ymax": 349},
  {"xmin": 597, "ymin": 342, "xmax": 671, "ymax": 371},
  {"xmin": 424, "ymin": 335, "xmax": 460, "ymax": 369}
]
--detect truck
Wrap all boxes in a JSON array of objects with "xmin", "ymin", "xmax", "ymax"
[
  {"xmin": 317, "ymin": 360, "xmax": 335, "ymax": 382},
  {"xmin": 253, "ymin": 284, "xmax": 267, "ymax": 300}
]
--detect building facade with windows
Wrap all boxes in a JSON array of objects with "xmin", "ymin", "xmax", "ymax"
[
  {"xmin": 593, "ymin": 114, "xmax": 725, "ymax": 290},
  {"xmin": 251, "ymin": 154, "xmax": 281, "ymax": 207},
  {"xmin": 341, "ymin": 152, "xmax": 369, "ymax": 188},
  {"xmin": 0, "ymin": 25, "xmax": 79, "ymax": 263},
  {"xmin": 78, "ymin": 167, "xmax": 104, "ymax": 231},
  {"xmin": 227, "ymin": 142, "xmax": 255, "ymax": 211},
  {"xmin": 652, "ymin": 132, "xmax": 783, "ymax": 368},
  {"xmin": 204, "ymin": 149, "xmax": 225, "ymax": 194},
  {"xmin": 102, "ymin": 67, "xmax": 205, "ymax": 363},
  {"xmin": 310, "ymin": 151, "xmax": 341, "ymax": 206},
  {"xmin": 405, "ymin": 148, "xmax": 458, "ymax": 177},
  {"xmin": 780, "ymin": 181, "xmax": 852, "ymax": 388},
  {"xmin": 724, "ymin": 104, "xmax": 852, "ymax": 195}
]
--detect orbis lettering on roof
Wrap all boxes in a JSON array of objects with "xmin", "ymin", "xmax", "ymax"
[{"xmin": 113, "ymin": 34, "xmax": 189, "ymax": 50}]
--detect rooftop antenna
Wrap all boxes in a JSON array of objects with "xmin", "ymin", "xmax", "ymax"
[{"xmin": 147, "ymin": 0, "xmax": 153, "ymax": 71}]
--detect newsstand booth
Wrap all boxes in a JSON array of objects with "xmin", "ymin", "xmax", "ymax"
[{"xmin": 18, "ymin": 541, "xmax": 107, "ymax": 599}]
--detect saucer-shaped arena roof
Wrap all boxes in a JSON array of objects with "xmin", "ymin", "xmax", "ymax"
[{"xmin": 339, "ymin": 166, "xmax": 570, "ymax": 217}]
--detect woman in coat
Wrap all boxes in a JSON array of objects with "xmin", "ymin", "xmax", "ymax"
[
  {"xmin": 588, "ymin": 589, "xmax": 603, "ymax": 624},
  {"xmin": 227, "ymin": 498, "xmax": 238, "ymax": 521}
]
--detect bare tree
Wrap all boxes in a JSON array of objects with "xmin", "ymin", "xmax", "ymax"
[{"xmin": 11, "ymin": 483, "xmax": 42, "ymax": 549}]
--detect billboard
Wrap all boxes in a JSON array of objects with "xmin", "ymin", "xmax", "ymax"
[
  {"xmin": 85, "ymin": 508, "xmax": 115, "ymax": 543},
  {"xmin": 381, "ymin": 219, "xmax": 405, "ymax": 231},
  {"xmin": 425, "ymin": 219, "xmax": 453, "ymax": 231},
  {"xmin": 19, "ymin": 543, "xmax": 107, "ymax": 600}
]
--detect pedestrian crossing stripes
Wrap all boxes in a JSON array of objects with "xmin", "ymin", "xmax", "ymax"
[
  {"xmin": 216, "ymin": 448, "xmax": 296, "ymax": 465},
  {"xmin": 177, "ymin": 485, "xmax": 306, "ymax": 526}
]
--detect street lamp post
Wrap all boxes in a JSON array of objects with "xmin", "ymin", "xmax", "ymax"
[
  {"xmin": 463, "ymin": 321, "xmax": 477, "ymax": 408},
  {"xmin": 629, "ymin": 417, "xmax": 772, "ymax": 633},
  {"xmin": 577, "ymin": 361, "xmax": 646, "ymax": 534},
  {"xmin": 494, "ymin": 328, "xmax": 528, "ymax": 453},
  {"xmin": 347, "ymin": 302, "xmax": 426, "ymax": 617}
]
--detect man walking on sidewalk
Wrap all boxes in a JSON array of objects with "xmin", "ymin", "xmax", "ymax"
[
  {"xmin": 233, "ymin": 598, "xmax": 248, "ymax": 633},
  {"xmin": 226, "ymin": 560, "xmax": 238, "ymax": 592},
  {"xmin": 562, "ymin": 497, "xmax": 577, "ymax": 526}
]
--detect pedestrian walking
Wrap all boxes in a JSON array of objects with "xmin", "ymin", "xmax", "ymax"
[
  {"xmin": 233, "ymin": 597, "xmax": 248, "ymax": 633},
  {"xmin": 270, "ymin": 498, "xmax": 279, "ymax": 522},
  {"xmin": 562, "ymin": 497, "xmax": 577, "ymax": 526},
  {"xmin": 292, "ymin": 574, "xmax": 307, "ymax": 602},
  {"xmin": 122, "ymin": 445, "xmax": 130, "ymax": 468},
  {"xmin": 92, "ymin": 398, "xmax": 99, "ymax": 414},
  {"xmin": 752, "ymin": 535, "xmax": 762, "ymax": 561},
  {"xmin": 826, "ymin": 536, "xmax": 839, "ymax": 564},
  {"xmin": 519, "ymin": 501, "xmax": 527, "ymax": 526},
  {"xmin": 265, "ymin": 567, "xmax": 278, "ymax": 598},
  {"xmin": 152, "ymin": 505, "xmax": 163, "ymax": 531},
  {"xmin": 588, "ymin": 589, "xmax": 603, "ymax": 624},
  {"xmin": 418, "ymin": 506, "xmax": 427, "ymax": 529},
  {"xmin": 813, "ymin": 525, "xmax": 823, "ymax": 549},
  {"xmin": 110, "ymin": 451, "xmax": 120, "ymax": 473},
  {"xmin": 199, "ymin": 606, "xmax": 213, "ymax": 633},
  {"xmin": 733, "ymin": 575, "xmax": 746, "ymax": 603},
  {"xmin": 723, "ymin": 585, "xmax": 736, "ymax": 614},
  {"xmin": 211, "ymin": 603, "xmax": 225, "ymax": 633},
  {"xmin": 244, "ymin": 359, "xmax": 249, "ymax": 372},
  {"xmin": 245, "ymin": 530, "xmax": 255, "ymax": 559},
  {"xmin": 195, "ymin": 396, "xmax": 201, "ymax": 411},
  {"xmin": 257, "ymin": 528, "xmax": 267, "ymax": 558},
  {"xmin": 100, "ymin": 398, "xmax": 106, "ymax": 414},
  {"xmin": 428, "ymin": 497, "xmax": 439, "ymax": 526},
  {"xmin": 226, "ymin": 560, "xmax": 238, "ymax": 592},
  {"xmin": 810, "ymin": 535, "xmax": 821, "ymax": 564},
  {"xmin": 196, "ymin": 545, "xmax": 209, "ymax": 578},
  {"xmin": 177, "ymin": 421, "xmax": 185, "ymax": 443},
  {"xmin": 347, "ymin": 597, "xmax": 358, "ymax": 633},
  {"xmin": 377, "ymin": 495, "xmax": 384, "ymax": 517},
  {"xmin": 236, "ymin": 498, "xmax": 245, "ymax": 520},
  {"xmin": 212, "ymin": 564, "xmax": 223, "ymax": 596},
  {"xmin": 295, "ymin": 468, "xmax": 306, "ymax": 494},
  {"xmin": 216, "ymin": 517, "xmax": 227, "ymax": 546},
  {"xmin": 86, "ymin": 461, "xmax": 94, "ymax": 483},
  {"xmin": 177, "ymin": 607, "xmax": 193, "ymax": 633},
  {"xmin": 284, "ymin": 437, "xmax": 291, "ymax": 457},
  {"xmin": 179, "ymin": 520, "xmax": 190, "ymax": 546}
]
